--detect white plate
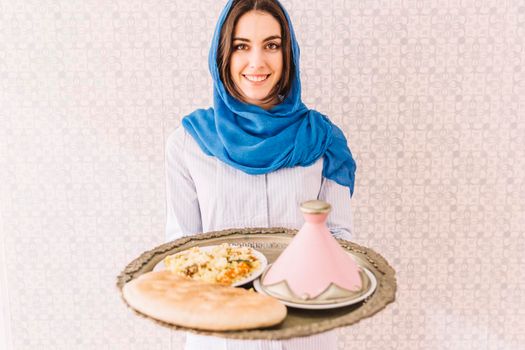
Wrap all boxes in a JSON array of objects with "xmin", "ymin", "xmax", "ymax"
[
  {"xmin": 252, "ymin": 267, "xmax": 377, "ymax": 310},
  {"xmin": 153, "ymin": 245, "xmax": 268, "ymax": 287}
]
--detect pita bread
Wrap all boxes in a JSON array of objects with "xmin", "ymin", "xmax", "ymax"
[{"xmin": 122, "ymin": 270, "xmax": 287, "ymax": 331}]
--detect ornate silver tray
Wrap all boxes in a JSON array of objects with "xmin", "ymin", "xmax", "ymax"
[{"xmin": 116, "ymin": 227, "xmax": 397, "ymax": 340}]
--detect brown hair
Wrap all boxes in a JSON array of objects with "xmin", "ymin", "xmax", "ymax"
[{"xmin": 217, "ymin": 0, "xmax": 294, "ymax": 105}]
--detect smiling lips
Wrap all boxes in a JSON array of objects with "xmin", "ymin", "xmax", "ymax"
[{"xmin": 243, "ymin": 74, "xmax": 271, "ymax": 82}]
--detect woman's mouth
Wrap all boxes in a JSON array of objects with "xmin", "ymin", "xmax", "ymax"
[{"xmin": 243, "ymin": 74, "xmax": 271, "ymax": 83}]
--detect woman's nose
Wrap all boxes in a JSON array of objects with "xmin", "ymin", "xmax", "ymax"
[{"xmin": 248, "ymin": 48, "xmax": 264, "ymax": 69}]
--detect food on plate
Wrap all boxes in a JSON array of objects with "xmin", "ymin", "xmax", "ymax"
[
  {"xmin": 163, "ymin": 243, "xmax": 261, "ymax": 285},
  {"xmin": 122, "ymin": 270, "xmax": 287, "ymax": 331}
]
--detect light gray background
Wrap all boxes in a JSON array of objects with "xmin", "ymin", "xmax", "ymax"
[{"xmin": 1, "ymin": 0, "xmax": 524, "ymax": 349}]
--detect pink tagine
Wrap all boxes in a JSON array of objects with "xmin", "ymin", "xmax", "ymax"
[{"xmin": 262, "ymin": 200, "xmax": 362, "ymax": 300}]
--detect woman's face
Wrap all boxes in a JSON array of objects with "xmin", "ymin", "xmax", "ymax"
[{"xmin": 230, "ymin": 10, "xmax": 283, "ymax": 109}]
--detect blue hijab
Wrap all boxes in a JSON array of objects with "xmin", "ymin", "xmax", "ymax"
[{"xmin": 182, "ymin": 0, "xmax": 356, "ymax": 196}]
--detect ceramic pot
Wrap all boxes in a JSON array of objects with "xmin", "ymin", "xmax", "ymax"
[{"xmin": 261, "ymin": 200, "xmax": 363, "ymax": 301}]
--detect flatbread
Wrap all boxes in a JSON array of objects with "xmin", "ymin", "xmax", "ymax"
[{"xmin": 122, "ymin": 270, "xmax": 287, "ymax": 331}]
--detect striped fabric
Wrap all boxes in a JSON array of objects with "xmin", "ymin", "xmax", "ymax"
[
  {"xmin": 165, "ymin": 127, "xmax": 354, "ymax": 242},
  {"xmin": 184, "ymin": 330, "xmax": 338, "ymax": 350}
]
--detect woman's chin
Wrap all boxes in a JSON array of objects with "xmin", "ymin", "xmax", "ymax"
[{"xmin": 241, "ymin": 92, "xmax": 270, "ymax": 105}]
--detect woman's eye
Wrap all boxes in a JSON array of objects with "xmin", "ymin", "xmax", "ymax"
[
  {"xmin": 266, "ymin": 42, "xmax": 281, "ymax": 50},
  {"xmin": 234, "ymin": 44, "xmax": 247, "ymax": 50}
]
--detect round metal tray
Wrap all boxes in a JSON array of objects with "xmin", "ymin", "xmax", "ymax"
[{"xmin": 116, "ymin": 227, "xmax": 397, "ymax": 340}]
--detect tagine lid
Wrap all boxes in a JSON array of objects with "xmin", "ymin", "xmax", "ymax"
[{"xmin": 261, "ymin": 200, "xmax": 364, "ymax": 302}]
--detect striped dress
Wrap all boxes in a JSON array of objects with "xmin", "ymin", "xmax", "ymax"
[{"xmin": 165, "ymin": 126, "xmax": 353, "ymax": 350}]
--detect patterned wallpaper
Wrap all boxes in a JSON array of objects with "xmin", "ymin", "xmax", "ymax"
[{"xmin": 1, "ymin": 0, "xmax": 524, "ymax": 349}]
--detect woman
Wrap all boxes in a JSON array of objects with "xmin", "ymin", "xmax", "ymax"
[{"xmin": 165, "ymin": 0, "xmax": 356, "ymax": 348}]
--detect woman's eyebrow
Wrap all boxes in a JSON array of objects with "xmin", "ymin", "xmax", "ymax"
[
  {"xmin": 263, "ymin": 35, "xmax": 282, "ymax": 42},
  {"xmin": 233, "ymin": 35, "xmax": 282, "ymax": 42}
]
